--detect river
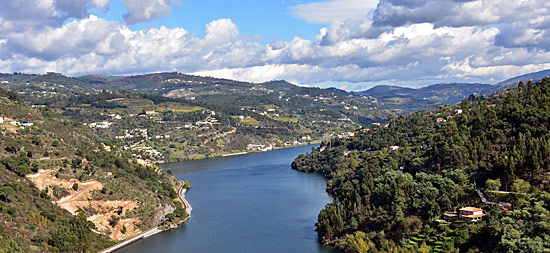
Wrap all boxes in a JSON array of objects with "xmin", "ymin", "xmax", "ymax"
[{"xmin": 117, "ymin": 145, "xmax": 334, "ymax": 253}]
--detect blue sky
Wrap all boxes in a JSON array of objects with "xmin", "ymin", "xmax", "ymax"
[
  {"xmin": 1, "ymin": 0, "xmax": 550, "ymax": 90},
  {"xmin": 97, "ymin": 0, "xmax": 325, "ymax": 43}
]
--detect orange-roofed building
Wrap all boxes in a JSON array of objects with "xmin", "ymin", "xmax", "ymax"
[
  {"xmin": 459, "ymin": 207, "xmax": 485, "ymax": 221},
  {"xmin": 501, "ymin": 206, "xmax": 512, "ymax": 211}
]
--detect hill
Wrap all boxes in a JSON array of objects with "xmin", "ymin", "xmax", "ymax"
[
  {"xmin": 0, "ymin": 72, "xmax": 399, "ymax": 162},
  {"xmin": 0, "ymin": 89, "xmax": 185, "ymax": 252},
  {"xmin": 292, "ymin": 79, "xmax": 550, "ymax": 252},
  {"xmin": 362, "ymin": 83, "xmax": 492, "ymax": 105},
  {"xmin": 495, "ymin": 69, "xmax": 550, "ymax": 86},
  {"xmin": 3, "ymin": 70, "xmax": 545, "ymax": 163}
]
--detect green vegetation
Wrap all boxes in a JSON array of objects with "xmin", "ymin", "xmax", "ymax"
[
  {"xmin": 239, "ymin": 117, "xmax": 259, "ymax": 126},
  {"xmin": 183, "ymin": 180, "xmax": 191, "ymax": 190},
  {"xmin": 3, "ymin": 71, "xmax": 548, "ymax": 251},
  {"xmin": 0, "ymin": 89, "xmax": 181, "ymax": 251},
  {"xmin": 292, "ymin": 79, "xmax": 550, "ymax": 252},
  {"xmin": 1, "ymin": 72, "xmax": 396, "ymax": 162}
]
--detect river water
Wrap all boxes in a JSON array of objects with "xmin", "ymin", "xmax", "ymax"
[{"xmin": 117, "ymin": 145, "xmax": 334, "ymax": 253}]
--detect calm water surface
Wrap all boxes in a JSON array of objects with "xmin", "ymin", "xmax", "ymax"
[{"xmin": 118, "ymin": 145, "xmax": 333, "ymax": 253}]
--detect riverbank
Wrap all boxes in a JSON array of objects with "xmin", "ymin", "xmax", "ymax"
[
  {"xmin": 121, "ymin": 144, "xmax": 333, "ymax": 253},
  {"xmin": 99, "ymin": 180, "xmax": 192, "ymax": 253},
  {"xmin": 177, "ymin": 180, "xmax": 192, "ymax": 221},
  {"xmin": 166, "ymin": 140, "xmax": 324, "ymax": 162}
]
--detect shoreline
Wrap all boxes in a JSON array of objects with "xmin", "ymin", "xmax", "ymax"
[
  {"xmin": 99, "ymin": 180, "xmax": 192, "ymax": 253},
  {"xmin": 165, "ymin": 140, "xmax": 324, "ymax": 163},
  {"xmin": 177, "ymin": 180, "xmax": 192, "ymax": 221}
]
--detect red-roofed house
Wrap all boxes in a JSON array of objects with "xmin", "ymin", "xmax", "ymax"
[
  {"xmin": 501, "ymin": 206, "xmax": 512, "ymax": 211},
  {"xmin": 459, "ymin": 207, "xmax": 485, "ymax": 221},
  {"xmin": 436, "ymin": 118, "xmax": 446, "ymax": 123}
]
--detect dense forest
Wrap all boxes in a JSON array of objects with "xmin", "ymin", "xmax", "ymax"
[{"xmin": 292, "ymin": 79, "xmax": 550, "ymax": 252}]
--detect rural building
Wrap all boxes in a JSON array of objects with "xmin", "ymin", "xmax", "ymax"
[{"xmin": 459, "ymin": 207, "xmax": 485, "ymax": 221}]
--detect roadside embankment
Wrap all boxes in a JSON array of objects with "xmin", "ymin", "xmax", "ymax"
[{"xmin": 100, "ymin": 180, "xmax": 192, "ymax": 253}]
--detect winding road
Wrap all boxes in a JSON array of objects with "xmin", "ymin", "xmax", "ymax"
[
  {"xmin": 99, "ymin": 179, "xmax": 192, "ymax": 253},
  {"xmin": 178, "ymin": 180, "xmax": 192, "ymax": 221}
]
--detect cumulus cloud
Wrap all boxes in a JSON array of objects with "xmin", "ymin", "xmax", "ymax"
[
  {"xmin": 122, "ymin": 0, "xmax": 179, "ymax": 25},
  {"xmin": 495, "ymin": 16, "xmax": 550, "ymax": 50},
  {"xmin": 6, "ymin": 15, "xmax": 122, "ymax": 60},
  {"xmin": 292, "ymin": 0, "xmax": 379, "ymax": 24},
  {"xmin": 2, "ymin": 0, "xmax": 550, "ymax": 89},
  {"xmin": 0, "ymin": 17, "xmax": 262, "ymax": 75},
  {"xmin": 0, "ymin": 0, "xmax": 111, "ymax": 33},
  {"xmin": 373, "ymin": 0, "xmax": 550, "ymax": 28},
  {"xmin": 204, "ymin": 19, "xmax": 239, "ymax": 42}
]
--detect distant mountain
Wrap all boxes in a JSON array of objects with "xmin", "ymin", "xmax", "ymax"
[
  {"xmin": 326, "ymin": 87, "xmax": 351, "ymax": 96},
  {"xmin": 259, "ymin": 80, "xmax": 297, "ymax": 90},
  {"xmin": 359, "ymin": 69, "xmax": 550, "ymax": 106},
  {"xmin": 495, "ymin": 69, "xmax": 550, "ymax": 86},
  {"xmin": 78, "ymin": 74, "xmax": 124, "ymax": 84},
  {"xmin": 362, "ymin": 83, "xmax": 492, "ymax": 105},
  {"xmin": 360, "ymin": 85, "xmax": 415, "ymax": 97}
]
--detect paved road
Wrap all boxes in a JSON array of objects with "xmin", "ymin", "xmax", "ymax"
[
  {"xmin": 99, "ymin": 227, "xmax": 161, "ymax": 253},
  {"xmin": 100, "ymin": 180, "xmax": 192, "ymax": 253},
  {"xmin": 178, "ymin": 180, "xmax": 192, "ymax": 219}
]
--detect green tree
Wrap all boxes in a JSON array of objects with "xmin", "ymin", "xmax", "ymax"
[
  {"xmin": 183, "ymin": 180, "xmax": 191, "ymax": 190},
  {"xmin": 486, "ymin": 178, "xmax": 501, "ymax": 191},
  {"xmin": 511, "ymin": 179, "xmax": 531, "ymax": 193}
]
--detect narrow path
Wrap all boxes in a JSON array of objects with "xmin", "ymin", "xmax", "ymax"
[
  {"xmin": 475, "ymin": 189, "xmax": 499, "ymax": 205},
  {"xmin": 476, "ymin": 186, "xmax": 530, "ymax": 195},
  {"xmin": 475, "ymin": 187, "xmax": 513, "ymax": 207}
]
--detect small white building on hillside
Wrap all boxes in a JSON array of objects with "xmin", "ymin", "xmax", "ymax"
[{"xmin": 459, "ymin": 207, "xmax": 485, "ymax": 221}]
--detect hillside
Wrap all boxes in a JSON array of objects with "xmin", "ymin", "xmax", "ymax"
[
  {"xmin": 495, "ymin": 69, "xmax": 550, "ymax": 86},
  {"xmin": 0, "ymin": 72, "xmax": 399, "ymax": 162},
  {"xmin": 1, "ymin": 70, "xmax": 543, "ymax": 163},
  {"xmin": 362, "ymin": 83, "xmax": 492, "ymax": 105},
  {"xmin": 0, "ymin": 89, "xmax": 186, "ymax": 252},
  {"xmin": 292, "ymin": 79, "xmax": 550, "ymax": 252}
]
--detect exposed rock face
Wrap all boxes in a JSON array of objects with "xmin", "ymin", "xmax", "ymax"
[{"xmin": 27, "ymin": 169, "xmax": 141, "ymax": 241}]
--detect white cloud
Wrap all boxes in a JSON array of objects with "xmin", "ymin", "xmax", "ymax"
[
  {"xmin": 121, "ymin": 0, "xmax": 179, "ymax": 25},
  {"xmin": 0, "ymin": 0, "xmax": 112, "ymax": 34},
  {"xmin": 2, "ymin": 0, "xmax": 550, "ymax": 89},
  {"xmin": 292, "ymin": 0, "xmax": 379, "ymax": 24},
  {"xmin": 6, "ymin": 15, "xmax": 123, "ymax": 60},
  {"xmin": 373, "ymin": 0, "xmax": 550, "ymax": 28},
  {"xmin": 204, "ymin": 19, "xmax": 239, "ymax": 42}
]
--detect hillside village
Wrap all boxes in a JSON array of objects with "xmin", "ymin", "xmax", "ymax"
[{"xmin": 0, "ymin": 74, "xmax": 392, "ymax": 162}]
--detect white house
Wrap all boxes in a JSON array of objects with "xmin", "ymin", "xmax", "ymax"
[{"xmin": 459, "ymin": 207, "xmax": 485, "ymax": 221}]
